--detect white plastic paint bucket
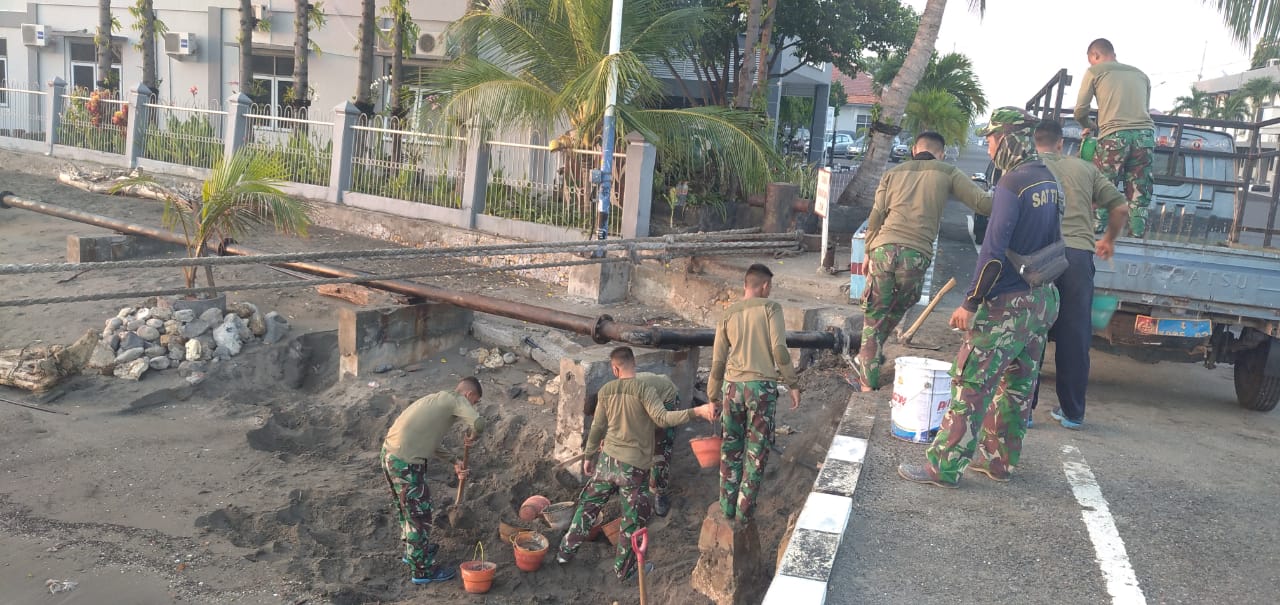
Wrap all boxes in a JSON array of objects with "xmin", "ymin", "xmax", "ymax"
[{"xmin": 890, "ymin": 356, "xmax": 952, "ymax": 443}]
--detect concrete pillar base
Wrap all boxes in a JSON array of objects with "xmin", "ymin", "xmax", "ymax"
[
  {"xmin": 67, "ymin": 234, "xmax": 184, "ymax": 263},
  {"xmin": 691, "ymin": 502, "xmax": 766, "ymax": 605},
  {"xmin": 567, "ymin": 262, "xmax": 632, "ymax": 304},
  {"xmin": 338, "ymin": 303, "xmax": 472, "ymax": 380}
]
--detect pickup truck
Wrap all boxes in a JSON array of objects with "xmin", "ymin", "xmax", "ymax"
[{"xmin": 974, "ymin": 70, "xmax": 1280, "ymax": 412}]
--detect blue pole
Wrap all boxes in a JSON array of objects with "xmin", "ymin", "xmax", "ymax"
[{"xmin": 596, "ymin": 0, "xmax": 623, "ymax": 241}]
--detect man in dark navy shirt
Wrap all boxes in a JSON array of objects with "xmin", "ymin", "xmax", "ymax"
[{"xmin": 899, "ymin": 107, "xmax": 1063, "ymax": 488}]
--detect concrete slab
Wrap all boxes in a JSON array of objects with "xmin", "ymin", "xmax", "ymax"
[
  {"xmin": 337, "ymin": 302, "xmax": 472, "ymax": 380},
  {"xmin": 776, "ymin": 528, "xmax": 841, "ymax": 582}
]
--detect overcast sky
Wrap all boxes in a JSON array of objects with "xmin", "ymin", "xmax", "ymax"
[{"xmin": 900, "ymin": 0, "xmax": 1256, "ymax": 114}]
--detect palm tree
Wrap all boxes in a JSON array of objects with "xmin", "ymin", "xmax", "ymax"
[
  {"xmin": 129, "ymin": 0, "xmax": 164, "ymax": 94},
  {"xmin": 903, "ymin": 88, "xmax": 968, "ymax": 147},
  {"xmin": 292, "ymin": 1, "xmax": 310, "ymax": 110},
  {"xmin": 736, "ymin": 0, "xmax": 764, "ymax": 109},
  {"xmin": 872, "ymin": 51, "xmax": 986, "ymax": 121},
  {"xmin": 114, "ymin": 149, "xmax": 313, "ymax": 291},
  {"xmin": 1212, "ymin": 94, "xmax": 1250, "ymax": 122},
  {"xmin": 837, "ymin": 0, "xmax": 985, "ymax": 207},
  {"xmin": 429, "ymin": 0, "xmax": 776, "ymax": 194},
  {"xmin": 238, "ymin": 0, "xmax": 256, "ymax": 100},
  {"xmin": 354, "ymin": 0, "xmax": 376, "ymax": 115},
  {"xmin": 1171, "ymin": 87, "xmax": 1213, "ymax": 118},
  {"xmin": 95, "ymin": 0, "xmax": 115, "ymax": 91},
  {"xmin": 1207, "ymin": 1, "xmax": 1280, "ymax": 45},
  {"xmin": 386, "ymin": 0, "xmax": 418, "ymax": 118},
  {"xmin": 1239, "ymin": 77, "xmax": 1280, "ymax": 121}
]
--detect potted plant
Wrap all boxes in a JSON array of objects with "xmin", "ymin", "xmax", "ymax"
[{"xmin": 113, "ymin": 147, "xmax": 313, "ymax": 311}]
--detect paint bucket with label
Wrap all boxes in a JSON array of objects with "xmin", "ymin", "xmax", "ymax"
[{"xmin": 890, "ymin": 357, "xmax": 952, "ymax": 443}]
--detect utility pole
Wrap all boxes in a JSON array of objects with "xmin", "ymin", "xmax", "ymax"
[{"xmin": 595, "ymin": 0, "xmax": 623, "ymax": 242}]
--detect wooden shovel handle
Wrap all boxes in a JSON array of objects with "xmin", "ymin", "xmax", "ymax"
[{"xmin": 901, "ymin": 277, "xmax": 958, "ymax": 343}]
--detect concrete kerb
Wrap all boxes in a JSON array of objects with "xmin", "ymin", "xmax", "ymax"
[{"xmin": 763, "ymin": 392, "xmax": 877, "ymax": 605}]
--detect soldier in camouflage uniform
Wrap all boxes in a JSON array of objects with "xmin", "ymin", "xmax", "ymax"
[
  {"xmin": 1074, "ymin": 38, "xmax": 1155, "ymax": 237},
  {"xmin": 708, "ymin": 264, "xmax": 800, "ymax": 524},
  {"xmin": 635, "ymin": 371, "xmax": 680, "ymax": 517},
  {"xmin": 857, "ymin": 132, "xmax": 992, "ymax": 391},
  {"xmin": 900, "ymin": 108, "xmax": 1062, "ymax": 488},
  {"xmin": 557, "ymin": 347, "xmax": 715, "ymax": 581}
]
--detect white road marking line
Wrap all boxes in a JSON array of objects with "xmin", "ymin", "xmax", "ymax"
[{"xmin": 1061, "ymin": 444, "xmax": 1148, "ymax": 605}]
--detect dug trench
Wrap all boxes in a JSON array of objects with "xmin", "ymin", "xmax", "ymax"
[{"xmin": 3, "ymin": 324, "xmax": 849, "ymax": 605}]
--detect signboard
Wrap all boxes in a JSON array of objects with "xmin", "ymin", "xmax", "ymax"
[
  {"xmin": 814, "ymin": 167, "xmax": 832, "ymax": 218},
  {"xmin": 1134, "ymin": 315, "xmax": 1212, "ymax": 338}
]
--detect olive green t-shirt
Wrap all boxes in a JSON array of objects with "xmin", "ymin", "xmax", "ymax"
[
  {"xmin": 383, "ymin": 390, "xmax": 485, "ymax": 463},
  {"xmin": 634, "ymin": 372, "xmax": 679, "ymax": 405},
  {"xmin": 585, "ymin": 377, "xmax": 698, "ymax": 469},
  {"xmin": 867, "ymin": 159, "xmax": 992, "ymax": 258},
  {"xmin": 1074, "ymin": 61, "xmax": 1154, "ymax": 138},
  {"xmin": 708, "ymin": 298, "xmax": 798, "ymax": 401},
  {"xmin": 1041, "ymin": 152, "xmax": 1127, "ymax": 251}
]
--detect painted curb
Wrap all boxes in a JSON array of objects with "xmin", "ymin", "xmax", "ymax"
[{"xmin": 762, "ymin": 393, "xmax": 877, "ymax": 605}]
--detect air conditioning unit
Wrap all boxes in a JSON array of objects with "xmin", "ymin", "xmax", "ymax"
[
  {"xmin": 376, "ymin": 27, "xmax": 409, "ymax": 54},
  {"xmin": 163, "ymin": 32, "xmax": 197, "ymax": 56},
  {"xmin": 21, "ymin": 24, "xmax": 49, "ymax": 47},
  {"xmin": 252, "ymin": 4, "xmax": 270, "ymax": 21},
  {"xmin": 418, "ymin": 32, "xmax": 446, "ymax": 58}
]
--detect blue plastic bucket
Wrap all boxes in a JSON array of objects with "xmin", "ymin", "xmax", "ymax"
[{"xmin": 1091, "ymin": 294, "xmax": 1119, "ymax": 331}]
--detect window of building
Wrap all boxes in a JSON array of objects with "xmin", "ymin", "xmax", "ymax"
[
  {"xmin": 381, "ymin": 64, "xmax": 438, "ymax": 131},
  {"xmin": 247, "ymin": 55, "xmax": 296, "ymax": 129},
  {"xmin": 855, "ymin": 113, "xmax": 871, "ymax": 137},
  {"xmin": 68, "ymin": 40, "xmax": 122, "ymax": 93},
  {"xmin": 0, "ymin": 39, "xmax": 8, "ymax": 106}
]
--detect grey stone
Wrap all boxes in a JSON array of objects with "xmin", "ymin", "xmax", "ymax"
[
  {"xmin": 87, "ymin": 343, "xmax": 116, "ymax": 370},
  {"xmin": 262, "ymin": 311, "xmax": 289, "ymax": 345},
  {"xmin": 135, "ymin": 307, "xmax": 152, "ymax": 322},
  {"xmin": 248, "ymin": 312, "xmax": 267, "ymax": 337},
  {"xmin": 212, "ymin": 321, "xmax": 242, "ymax": 356},
  {"xmin": 164, "ymin": 320, "xmax": 181, "ymax": 335},
  {"xmin": 177, "ymin": 360, "xmax": 208, "ymax": 377},
  {"xmin": 103, "ymin": 332, "xmax": 120, "ymax": 351},
  {"xmin": 126, "ymin": 319, "xmax": 144, "ymax": 331},
  {"xmin": 180, "ymin": 319, "xmax": 210, "ymax": 339},
  {"xmin": 145, "ymin": 318, "xmax": 165, "ymax": 330},
  {"xmin": 502, "ymin": 352, "xmax": 518, "ymax": 364},
  {"xmin": 196, "ymin": 335, "xmax": 215, "ymax": 353},
  {"xmin": 185, "ymin": 339, "xmax": 203, "ymax": 362},
  {"xmin": 151, "ymin": 306, "xmax": 172, "ymax": 321},
  {"xmin": 212, "ymin": 346, "xmax": 233, "ymax": 361},
  {"xmin": 137, "ymin": 325, "xmax": 161, "ymax": 342},
  {"xmin": 144, "ymin": 344, "xmax": 166, "ymax": 357},
  {"xmin": 233, "ymin": 317, "xmax": 252, "ymax": 342},
  {"xmin": 115, "ymin": 347, "xmax": 146, "ymax": 364},
  {"xmin": 119, "ymin": 332, "xmax": 146, "ymax": 352},
  {"xmin": 106, "ymin": 317, "xmax": 123, "ymax": 330},
  {"xmin": 148, "ymin": 356, "xmax": 171, "ymax": 371},
  {"xmin": 185, "ymin": 372, "xmax": 207, "ymax": 386},
  {"xmin": 168, "ymin": 343, "xmax": 185, "ymax": 362},
  {"xmin": 113, "ymin": 358, "xmax": 149, "ymax": 381},
  {"xmin": 173, "ymin": 309, "xmax": 196, "ymax": 323},
  {"xmin": 117, "ymin": 307, "xmax": 135, "ymax": 319},
  {"xmin": 199, "ymin": 307, "xmax": 223, "ymax": 325}
]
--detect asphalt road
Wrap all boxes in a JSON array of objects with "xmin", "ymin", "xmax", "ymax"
[{"xmin": 823, "ymin": 146, "xmax": 1280, "ymax": 604}]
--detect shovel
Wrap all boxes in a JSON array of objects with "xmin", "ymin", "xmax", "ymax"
[
  {"xmin": 631, "ymin": 527, "xmax": 649, "ymax": 605},
  {"xmin": 447, "ymin": 435, "xmax": 474, "ymax": 528},
  {"xmin": 553, "ymin": 452, "xmax": 592, "ymax": 490},
  {"xmin": 897, "ymin": 277, "xmax": 958, "ymax": 350}
]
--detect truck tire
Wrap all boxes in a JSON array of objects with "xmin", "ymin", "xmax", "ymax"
[{"xmin": 1234, "ymin": 341, "xmax": 1280, "ymax": 411}]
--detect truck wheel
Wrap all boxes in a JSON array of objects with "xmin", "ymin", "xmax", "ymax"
[{"xmin": 1234, "ymin": 341, "xmax": 1280, "ymax": 411}]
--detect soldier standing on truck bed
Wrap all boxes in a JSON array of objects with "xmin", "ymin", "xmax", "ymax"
[{"xmin": 1074, "ymin": 37, "xmax": 1155, "ymax": 237}]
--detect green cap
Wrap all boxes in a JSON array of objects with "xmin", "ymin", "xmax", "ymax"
[{"xmin": 977, "ymin": 106, "xmax": 1038, "ymax": 137}]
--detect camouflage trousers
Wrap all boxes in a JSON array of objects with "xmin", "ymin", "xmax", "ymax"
[
  {"xmin": 719, "ymin": 381, "xmax": 777, "ymax": 523},
  {"xmin": 859, "ymin": 244, "xmax": 930, "ymax": 390},
  {"xmin": 558, "ymin": 453, "xmax": 652, "ymax": 581},
  {"xmin": 380, "ymin": 447, "xmax": 435, "ymax": 572},
  {"xmin": 650, "ymin": 397, "xmax": 679, "ymax": 496},
  {"xmin": 1093, "ymin": 128, "xmax": 1154, "ymax": 237},
  {"xmin": 925, "ymin": 285, "xmax": 1060, "ymax": 484}
]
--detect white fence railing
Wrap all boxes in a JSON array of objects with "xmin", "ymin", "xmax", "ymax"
[
  {"xmin": 0, "ymin": 82, "xmax": 46, "ymax": 142},
  {"xmin": 349, "ymin": 114, "xmax": 466, "ymax": 208},
  {"xmin": 139, "ymin": 98, "xmax": 226, "ymax": 170},
  {"xmin": 486, "ymin": 142, "xmax": 626, "ymax": 236},
  {"xmin": 244, "ymin": 105, "xmax": 334, "ymax": 187},
  {"xmin": 57, "ymin": 91, "xmax": 129, "ymax": 155}
]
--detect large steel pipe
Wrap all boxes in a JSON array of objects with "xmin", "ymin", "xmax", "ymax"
[{"xmin": 1, "ymin": 194, "xmax": 855, "ymax": 352}]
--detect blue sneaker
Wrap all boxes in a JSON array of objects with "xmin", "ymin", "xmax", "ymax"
[
  {"xmin": 1050, "ymin": 407, "xmax": 1082, "ymax": 430},
  {"xmin": 1026, "ymin": 416, "xmax": 1034, "ymax": 429},
  {"xmin": 411, "ymin": 566, "xmax": 457, "ymax": 585}
]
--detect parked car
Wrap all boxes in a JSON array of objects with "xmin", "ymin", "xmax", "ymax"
[
  {"xmin": 822, "ymin": 132, "xmax": 856, "ymax": 160},
  {"xmin": 890, "ymin": 141, "xmax": 910, "ymax": 162}
]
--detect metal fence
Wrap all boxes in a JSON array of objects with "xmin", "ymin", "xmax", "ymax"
[
  {"xmin": 139, "ymin": 98, "xmax": 226, "ymax": 169},
  {"xmin": 486, "ymin": 142, "xmax": 625, "ymax": 236},
  {"xmin": 348, "ymin": 115, "xmax": 466, "ymax": 208},
  {"xmin": 0, "ymin": 81, "xmax": 45, "ymax": 141},
  {"xmin": 57, "ymin": 89, "xmax": 128, "ymax": 155},
  {"xmin": 243, "ymin": 105, "xmax": 334, "ymax": 187}
]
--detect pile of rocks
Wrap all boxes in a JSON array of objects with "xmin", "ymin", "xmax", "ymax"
[
  {"xmin": 85, "ymin": 301, "xmax": 290, "ymax": 382},
  {"xmin": 469, "ymin": 347, "xmax": 518, "ymax": 370}
]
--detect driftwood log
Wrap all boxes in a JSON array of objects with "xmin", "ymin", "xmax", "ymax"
[
  {"xmin": 57, "ymin": 167, "xmax": 198, "ymax": 205},
  {"xmin": 0, "ymin": 330, "xmax": 98, "ymax": 392}
]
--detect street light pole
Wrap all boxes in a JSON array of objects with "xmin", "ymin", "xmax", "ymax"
[{"xmin": 595, "ymin": 0, "xmax": 623, "ymax": 241}]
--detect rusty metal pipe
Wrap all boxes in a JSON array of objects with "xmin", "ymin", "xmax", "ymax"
[{"xmin": 0, "ymin": 194, "xmax": 854, "ymax": 351}]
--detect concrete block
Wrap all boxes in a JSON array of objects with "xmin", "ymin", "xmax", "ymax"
[
  {"xmin": 794, "ymin": 492, "xmax": 852, "ymax": 535},
  {"xmin": 691, "ymin": 503, "xmax": 767, "ymax": 605},
  {"xmin": 630, "ymin": 261, "xmax": 735, "ymax": 325},
  {"xmin": 338, "ymin": 303, "xmax": 472, "ymax": 380},
  {"xmin": 67, "ymin": 234, "xmax": 184, "ymax": 263},
  {"xmin": 826, "ymin": 435, "xmax": 868, "ymax": 464},
  {"xmin": 814, "ymin": 458, "xmax": 863, "ymax": 498},
  {"xmin": 776, "ymin": 528, "xmax": 841, "ymax": 582},
  {"xmin": 761, "ymin": 575, "xmax": 827, "ymax": 605},
  {"xmin": 553, "ymin": 344, "xmax": 700, "ymax": 464},
  {"xmin": 470, "ymin": 317, "xmax": 582, "ymax": 374},
  {"xmin": 567, "ymin": 261, "xmax": 632, "ymax": 304}
]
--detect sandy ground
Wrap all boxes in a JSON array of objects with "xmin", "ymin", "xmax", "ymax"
[{"xmin": 0, "ymin": 150, "xmax": 866, "ymax": 605}]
